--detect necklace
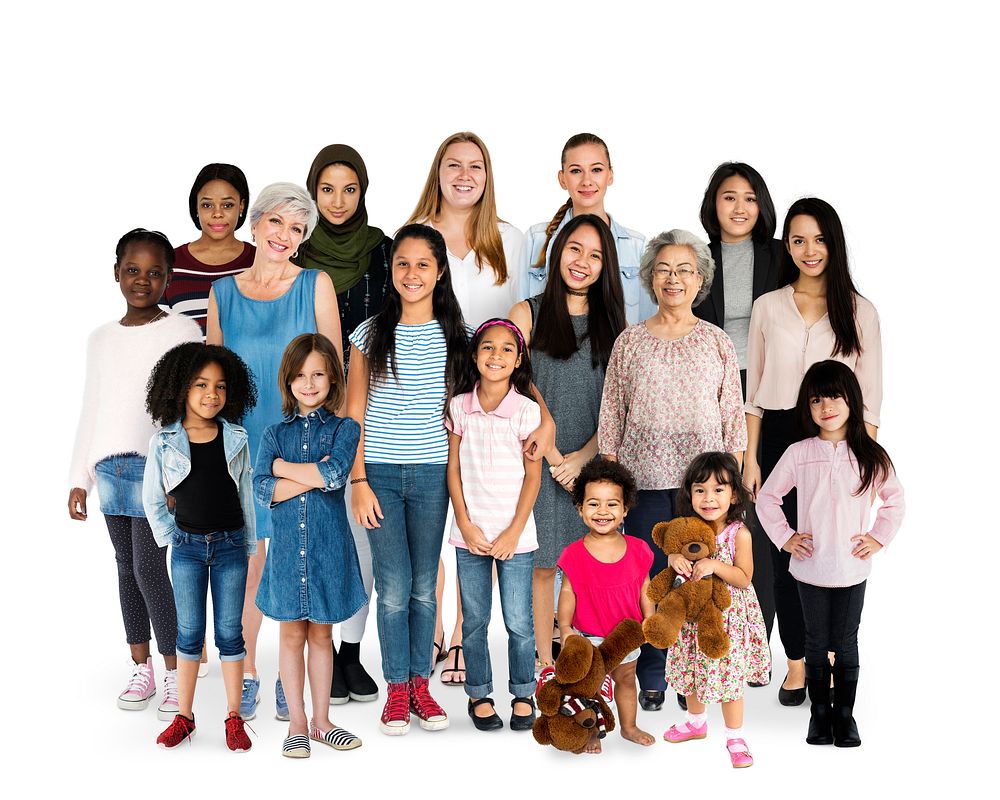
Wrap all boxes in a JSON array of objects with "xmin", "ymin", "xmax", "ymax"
[
  {"xmin": 566, "ymin": 288, "xmax": 588, "ymax": 297},
  {"xmin": 120, "ymin": 309, "xmax": 166, "ymax": 327}
]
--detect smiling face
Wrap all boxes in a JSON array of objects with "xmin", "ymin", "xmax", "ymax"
[
  {"xmin": 196, "ymin": 179, "xmax": 244, "ymax": 240},
  {"xmin": 115, "ymin": 241, "xmax": 170, "ymax": 308},
  {"xmin": 316, "ymin": 163, "xmax": 361, "ymax": 226},
  {"xmin": 438, "ymin": 141, "xmax": 486, "ymax": 211},
  {"xmin": 475, "ymin": 325, "xmax": 521, "ymax": 386},
  {"xmin": 651, "ymin": 244, "xmax": 703, "ymax": 310},
  {"xmin": 558, "ymin": 143, "xmax": 613, "ymax": 214},
  {"xmin": 392, "ymin": 236, "xmax": 441, "ymax": 308},
  {"xmin": 291, "ymin": 350, "xmax": 332, "ymax": 415},
  {"xmin": 809, "ymin": 392, "xmax": 850, "ymax": 440},
  {"xmin": 251, "ymin": 206, "xmax": 307, "ymax": 264},
  {"xmin": 786, "ymin": 214, "xmax": 828, "ymax": 279},
  {"xmin": 558, "ymin": 223, "xmax": 604, "ymax": 292},
  {"xmin": 715, "ymin": 175, "xmax": 759, "ymax": 243},
  {"xmin": 690, "ymin": 473, "xmax": 734, "ymax": 530},
  {"xmin": 185, "ymin": 361, "xmax": 226, "ymax": 424},
  {"xmin": 578, "ymin": 480, "xmax": 627, "ymax": 536}
]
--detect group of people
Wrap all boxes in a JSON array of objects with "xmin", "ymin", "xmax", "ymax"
[{"xmin": 68, "ymin": 131, "xmax": 904, "ymax": 766}]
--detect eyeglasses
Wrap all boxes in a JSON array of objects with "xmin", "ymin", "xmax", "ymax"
[{"xmin": 652, "ymin": 267, "xmax": 698, "ymax": 280}]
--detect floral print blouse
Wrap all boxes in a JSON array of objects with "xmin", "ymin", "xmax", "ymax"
[{"xmin": 598, "ymin": 320, "xmax": 747, "ymax": 490}]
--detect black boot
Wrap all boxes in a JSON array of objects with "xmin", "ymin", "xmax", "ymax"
[
  {"xmin": 832, "ymin": 666, "xmax": 861, "ymax": 747},
  {"xmin": 339, "ymin": 640, "xmax": 379, "ymax": 702},
  {"xmin": 330, "ymin": 643, "xmax": 349, "ymax": 705},
  {"xmin": 805, "ymin": 663, "xmax": 833, "ymax": 745}
]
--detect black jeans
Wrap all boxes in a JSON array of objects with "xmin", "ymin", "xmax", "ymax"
[
  {"xmin": 760, "ymin": 408, "xmax": 806, "ymax": 661},
  {"xmin": 625, "ymin": 488, "xmax": 677, "ymax": 692},
  {"xmin": 797, "ymin": 581, "xmax": 866, "ymax": 679}
]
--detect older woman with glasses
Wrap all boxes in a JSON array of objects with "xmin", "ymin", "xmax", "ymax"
[{"xmin": 598, "ymin": 229, "xmax": 747, "ymax": 711}]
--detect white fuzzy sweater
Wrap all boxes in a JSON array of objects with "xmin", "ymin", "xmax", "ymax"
[{"xmin": 68, "ymin": 313, "xmax": 201, "ymax": 491}]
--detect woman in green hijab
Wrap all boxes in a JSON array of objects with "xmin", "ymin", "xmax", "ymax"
[{"xmin": 294, "ymin": 144, "xmax": 392, "ymax": 707}]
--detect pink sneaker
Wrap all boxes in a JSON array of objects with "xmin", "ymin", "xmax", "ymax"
[
  {"xmin": 727, "ymin": 737, "xmax": 754, "ymax": 768},
  {"xmin": 663, "ymin": 720, "xmax": 708, "ymax": 743},
  {"xmin": 118, "ymin": 658, "xmax": 156, "ymax": 711}
]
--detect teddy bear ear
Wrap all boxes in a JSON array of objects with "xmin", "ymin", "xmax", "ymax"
[{"xmin": 652, "ymin": 521, "xmax": 670, "ymax": 550}]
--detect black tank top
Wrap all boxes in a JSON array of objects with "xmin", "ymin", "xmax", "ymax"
[{"xmin": 172, "ymin": 423, "xmax": 244, "ymax": 534}]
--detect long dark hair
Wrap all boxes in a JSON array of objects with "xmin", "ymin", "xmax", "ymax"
[
  {"xmin": 796, "ymin": 360, "xmax": 893, "ymax": 496},
  {"xmin": 780, "ymin": 197, "xmax": 862, "ymax": 357},
  {"xmin": 454, "ymin": 318, "xmax": 534, "ymax": 399},
  {"xmin": 677, "ymin": 451, "xmax": 752, "ymax": 524},
  {"xmin": 699, "ymin": 161, "xmax": 776, "ymax": 243},
  {"xmin": 361, "ymin": 223, "xmax": 470, "ymax": 401},
  {"xmin": 531, "ymin": 214, "xmax": 626, "ymax": 369}
]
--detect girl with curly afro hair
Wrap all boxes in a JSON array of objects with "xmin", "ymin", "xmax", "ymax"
[{"xmin": 142, "ymin": 342, "xmax": 260, "ymax": 750}]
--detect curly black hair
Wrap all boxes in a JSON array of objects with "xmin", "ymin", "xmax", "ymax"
[
  {"xmin": 676, "ymin": 451, "xmax": 751, "ymax": 524},
  {"xmin": 146, "ymin": 342, "xmax": 257, "ymax": 426},
  {"xmin": 571, "ymin": 457, "xmax": 638, "ymax": 511}
]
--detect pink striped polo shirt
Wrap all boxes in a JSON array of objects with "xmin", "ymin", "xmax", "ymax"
[{"xmin": 445, "ymin": 386, "xmax": 541, "ymax": 552}]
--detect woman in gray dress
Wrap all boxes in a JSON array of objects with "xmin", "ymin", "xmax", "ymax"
[{"xmin": 508, "ymin": 214, "xmax": 626, "ymax": 672}]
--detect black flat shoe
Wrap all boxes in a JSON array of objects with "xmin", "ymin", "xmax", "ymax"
[
  {"xmin": 778, "ymin": 673, "xmax": 806, "ymax": 707},
  {"xmin": 468, "ymin": 697, "xmax": 503, "ymax": 731},
  {"xmin": 676, "ymin": 693, "xmax": 687, "ymax": 711},
  {"xmin": 639, "ymin": 690, "xmax": 665, "ymax": 712},
  {"xmin": 510, "ymin": 696, "xmax": 536, "ymax": 731}
]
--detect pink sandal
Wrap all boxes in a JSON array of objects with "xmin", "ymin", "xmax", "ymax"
[
  {"xmin": 727, "ymin": 737, "xmax": 754, "ymax": 768},
  {"xmin": 663, "ymin": 720, "xmax": 708, "ymax": 743}
]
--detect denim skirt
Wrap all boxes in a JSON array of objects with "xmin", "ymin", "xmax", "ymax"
[{"xmin": 94, "ymin": 453, "xmax": 147, "ymax": 517}]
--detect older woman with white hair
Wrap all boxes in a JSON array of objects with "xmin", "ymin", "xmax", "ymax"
[
  {"xmin": 207, "ymin": 182, "xmax": 341, "ymax": 720},
  {"xmin": 598, "ymin": 229, "xmax": 746, "ymax": 710}
]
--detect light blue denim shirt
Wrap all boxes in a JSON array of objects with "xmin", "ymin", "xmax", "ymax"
[
  {"xmin": 142, "ymin": 419, "xmax": 257, "ymax": 555},
  {"xmin": 520, "ymin": 209, "xmax": 657, "ymax": 325}
]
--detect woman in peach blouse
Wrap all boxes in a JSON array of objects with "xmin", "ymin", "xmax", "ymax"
[
  {"xmin": 598, "ymin": 229, "xmax": 746, "ymax": 710},
  {"xmin": 742, "ymin": 197, "xmax": 882, "ymax": 707}
]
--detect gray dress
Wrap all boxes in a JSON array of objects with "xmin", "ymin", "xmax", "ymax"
[{"xmin": 528, "ymin": 296, "xmax": 606, "ymax": 567}]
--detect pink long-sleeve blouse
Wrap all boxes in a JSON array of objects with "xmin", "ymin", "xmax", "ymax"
[{"xmin": 598, "ymin": 320, "xmax": 747, "ymax": 490}]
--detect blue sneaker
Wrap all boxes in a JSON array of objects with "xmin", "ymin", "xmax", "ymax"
[
  {"xmin": 275, "ymin": 676, "xmax": 289, "ymax": 721},
  {"xmin": 240, "ymin": 674, "xmax": 260, "ymax": 720}
]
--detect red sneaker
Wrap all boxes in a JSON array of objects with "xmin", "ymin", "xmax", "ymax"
[
  {"xmin": 379, "ymin": 682, "xmax": 411, "ymax": 735},
  {"xmin": 409, "ymin": 676, "xmax": 449, "ymax": 731},
  {"xmin": 157, "ymin": 714, "xmax": 196, "ymax": 749},
  {"xmin": 225, "ymin": 712, "xmax": 253, "ymax": 753}
]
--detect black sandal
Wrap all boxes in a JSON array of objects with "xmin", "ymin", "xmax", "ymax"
[
  {"xmin": 468, "ymin": 697, "xmax": 503, "ymax": 731},
  {"xmin": 440, "ymin": 645, "xmax": 465, "ymax": 685},
  {"xmin": 510, "ymin": 696, "xmax": 536, "ymax": 731}
]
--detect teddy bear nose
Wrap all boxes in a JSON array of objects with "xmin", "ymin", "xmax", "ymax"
[{"xmin": 688, "ymin": 543, "xmax": 702, "ymax": 554}]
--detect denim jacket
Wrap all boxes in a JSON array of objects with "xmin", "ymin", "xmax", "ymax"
[
  {"xmin": 520, "ymin": 210, "xmax": 657, "ymax": 325},
  {"xmin": 142, "ymin": 419, "xmax": 257, "ymax": 555}
]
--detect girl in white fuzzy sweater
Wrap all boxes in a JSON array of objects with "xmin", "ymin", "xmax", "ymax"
[{"xmin": 68, "ymin": 228, "xmax": 201, "ymax": 718}]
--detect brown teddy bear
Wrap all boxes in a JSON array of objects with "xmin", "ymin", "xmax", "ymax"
[
  {"xmin": 533, "ymin": 619, "xmax": 645, "ymax": 753},
  {"xmin": 643, "ymin": 516, "xmax": 731, "ymax": 660}
]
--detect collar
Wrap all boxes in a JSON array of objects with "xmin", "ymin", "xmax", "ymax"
[
  {"xmin": 285, "ymin": 406, "xmax": 333, "ymax": 424},
  {"xmin": 564, "ymin": 208, "xmax": 630, "ymax": 242},
  {"xmin": 462, "ymin": 385, "xmax": 524, "ymax": 418}
]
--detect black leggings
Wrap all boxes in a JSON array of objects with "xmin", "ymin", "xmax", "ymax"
[
  {"xmin": 797, "ymin": 581, "xmax": 866, "ymax": 679},
  {"xmin": 105, "ymin": 515, "xmax": 177, "ymax": 655},
  {"xmin": 760, "ymin": 409, "xmax": 806, "ymax": 661}
]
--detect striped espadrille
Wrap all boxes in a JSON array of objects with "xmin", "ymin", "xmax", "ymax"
[
  {"xmin": 310, "ymin": 724, "xmax": 362, "ymax": 751},
  {"xmin": 282, "ymin": 734, "xmax": 311, "ymax": 758}
]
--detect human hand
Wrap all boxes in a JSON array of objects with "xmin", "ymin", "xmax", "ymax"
[
  {"xmin": 550, "ymin": 449, "xmax": 586, "ymax": 490},
  {"xmin": 783, "ymin": 532, "xmax": 814, "ymax": 560},
  {"xmin": 68, "ymin": 488, "xmax": 88, "ymax": 521},
  {"xmin": 460, "ymin": 523, "xmax": 493, "ymax": 556},
  {"xmin": 272, "ymin": 457, "xmax": 287, "ymax": 478},
  {"xmin": 691, "ymin": 558, "xmax": 718, "ymax": 581},
  {"xmin": 490, "ymin": 529, "xmax": 519, "ymax": 561},
  {"xmin": 524, "ymin": 417, "xmax": 555, "ymax": 462},
  {"xmin": 351, "ymin": 481, "xmax": 383, "ymax": 529},
  {"xmin": 742, "ymin": 459, "xmax": 761, "ymax": 499},
  {"xmin": 667, "ymin": 553, "xmax": 693, "ymax": 578},
  {"xmin": 851, "ymin": 533, "xmax": 883, "ymax": 560}
]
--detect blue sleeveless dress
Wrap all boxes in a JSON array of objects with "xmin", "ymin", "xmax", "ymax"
[{"xmin": 214, "ymin": 269, "xmax": 319, "ymax": 539}]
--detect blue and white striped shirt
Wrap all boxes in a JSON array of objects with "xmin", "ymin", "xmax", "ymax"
[{"xmin": 349, "ymin": 317, "xmax": 451, "ymax": 464}]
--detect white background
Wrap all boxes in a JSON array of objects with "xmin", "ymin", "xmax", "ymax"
[{"xmin": 1, "ymin": 1, "xmax": 991, "ymax": 796}]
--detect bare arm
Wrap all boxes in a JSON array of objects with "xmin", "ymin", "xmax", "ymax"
[
  {"xmin": 639, "ymin": 575, "xmax": 655, "ymax": 619},
  {"xmin": 345, "ymin": 345, "xmax": 382, "ymax": 529},
  {"xmin": 271, "ymin": 478, "xmax": 314, "ymax": 502},
  {"xmin": 557, "ymin": 571, "xmax": 578, "ymax": 644},
  {"xmin": 272, "ymin": 459, "xmax": 325, "ymax": 488},
  {"xmin": 313, "ymin": 271, "xmax": 344, "ymax": 367},
  {"xmin": 206, "ymin": 288, "xmax": 222, "ymax": 345},
  {"xmin": 692, "ymin": 526, "xmax": 753, "ymax": 588},
  {"xmin": 743, "ymin": 412, "xmax": 762, "ymax": 497}
]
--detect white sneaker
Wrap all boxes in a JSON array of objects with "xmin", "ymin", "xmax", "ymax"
[
  {"xmin": 157, "ymin": 669, "xmax": 179, "ymax": 720},
  {"xmin": 118, "ymin": 658, "xmax": 155, "ymax": 711}
]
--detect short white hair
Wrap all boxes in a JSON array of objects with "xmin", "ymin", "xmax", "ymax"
[
  {"xmin": 248, "ymin": 182, "xmax": 318, "ymax": 240},
  {"xmin": 639, "ymin": 229, "xmax": 715, "ymax": 307}
]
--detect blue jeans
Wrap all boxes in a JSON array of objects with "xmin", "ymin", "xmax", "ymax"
[
  {"xmin": 171, "ymin": 528, "xmax": 249, "ymax": 662},
  {"xmin": 365, "ymin": 463, "xmax": 449, "ymax": 684},
  {"xmin": 457, "ymin": 548, "xmax": 536, "ymax": 699}
]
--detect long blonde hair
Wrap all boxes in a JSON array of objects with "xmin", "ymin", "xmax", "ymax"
[{"xmin": 407, "ymin": 131, "xmax": 509, "ymax": 285}]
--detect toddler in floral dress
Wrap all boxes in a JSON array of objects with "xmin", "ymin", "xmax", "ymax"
[{"xmin": 664, "ymin": 452, "xmax": 770, "ymax": 768}]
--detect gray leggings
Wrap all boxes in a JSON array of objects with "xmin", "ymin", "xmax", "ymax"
[{"xmin": 105, "ymin": 515, "xmax": 177, "ymax": 655}]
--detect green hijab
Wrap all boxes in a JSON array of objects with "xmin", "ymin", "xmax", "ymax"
[{"xmin": 296, "ymin": 144, "xmax": 385, "ymax": 293}]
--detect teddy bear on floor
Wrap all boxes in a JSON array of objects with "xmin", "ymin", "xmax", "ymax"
[
  {"xmin": 643, "ymin": 516, "xmax": 731, "ymax": 660},
  {"xmin": 533, "ymin": 618, "xmax": 645, "ymax": 753}
]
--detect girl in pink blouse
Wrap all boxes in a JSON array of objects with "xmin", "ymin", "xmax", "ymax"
[
  {"xmin": 743, "ymin": 198, "xmax": 883, "ymax": 707},
  {"xmin": 557, "ymin": 458, "xmax": 655, "ymax": 753},
  {"xmin": 756, "ymin": 361, "xmax": 904, "ymax": 749}
]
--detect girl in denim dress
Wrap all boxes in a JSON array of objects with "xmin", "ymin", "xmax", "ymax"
[
  {"xmin": 254, "ymin": 333, "xmax": 365, "ymax": 757},
  {"xmin": 143, "ymin": 342, "xmax": 258, "ymax": 752}
]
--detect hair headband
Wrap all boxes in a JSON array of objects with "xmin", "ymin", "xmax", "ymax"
[{"xmin": 474, "ymin": 318, "xmax": 526, "ymax": 354}]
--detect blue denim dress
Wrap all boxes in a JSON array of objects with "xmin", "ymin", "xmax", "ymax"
[{"xmin": 253, "ymin": 409, "xmax": 366, "ymax": 624}]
